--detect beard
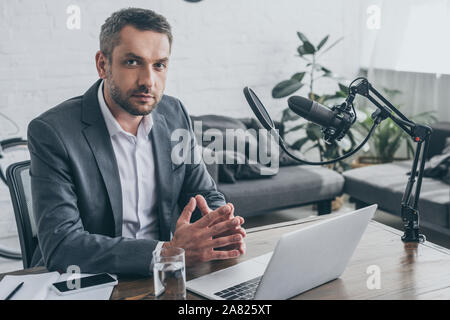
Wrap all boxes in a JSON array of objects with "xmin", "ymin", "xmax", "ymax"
[{"xmin": 106, "ymin": 70, "xmax": 160, "ymax": 116}]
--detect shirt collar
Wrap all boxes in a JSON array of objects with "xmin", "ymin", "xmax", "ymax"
[{"xmin": 97, "ymin": 80, "xmax": 153, "ymax": 138}]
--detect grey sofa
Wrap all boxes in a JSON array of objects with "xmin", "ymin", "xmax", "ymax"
[
  {"xmin": 207, "ymin": 162, "xmax": 344, "ymax": 217},
  {"xmin": 343, "ymin": 122, "xmax": 450, "ymax": 235},
  {"xmin": 193, "ymin": 115, "xmax": 345, "ymax": 218}
]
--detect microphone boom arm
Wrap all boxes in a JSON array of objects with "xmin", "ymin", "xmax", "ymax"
[{"xmin": 344, "ymin": 78, "xmax": 432, "ymax": 243}]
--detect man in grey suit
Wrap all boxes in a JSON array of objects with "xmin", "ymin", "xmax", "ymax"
[{"xmin": 27, "ymin": 8, "xmax": 245, "ymax": 276}]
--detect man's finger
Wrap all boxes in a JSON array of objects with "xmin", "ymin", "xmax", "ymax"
[
  {"xmin": 206, "ymin": 217, "xmax": 243, "ymax": 238},
  {"xmin": 207, "ymin": 249, "xmax": 240, "ymax": 261},
  {"xmin": 214, "ymin": 220, "xmax": 246, "ymax": 239},
  {"xmin": 195, "ymin": 194, "xmax": 211, "ymax": 216},
  {"xmin": 238, "ymin": 241, "xmax": 246, "ymax": 255},
  {"xmin": 229, "ymin": 202, "xmax": 235, "ymax": 215},
  {"xmin": 207, "ymin": 203, "xmax": 234, "ymax": 226},
  {"xmin": 207, "ymin": 234, "xmax": 243, "ymax": 250},
  {"xmin": 201, "ymin": 202, "xmax": 235, "ymax": 227},
  {"xmin": 194, "ymin": 204, "xmax": 231, "ymax": 228},
  {"xmin": 177, "ymin": 197, "xmax": 196, "ymax": 225},
  {"xmin": 217, "ymin": 241, "xmax": 246, "ymax": 255}
]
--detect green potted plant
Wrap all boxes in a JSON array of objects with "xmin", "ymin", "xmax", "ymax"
[
  {"xmin": 271, "ymin": 31, "xmax": 358, "ymax": 172},
  {"xmin": 352, "ymin": 88, "xmax": 437, "ymax": 166}
]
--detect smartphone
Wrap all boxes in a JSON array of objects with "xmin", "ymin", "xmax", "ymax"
[{"xmin": 51, "ymin": 273, "xmax": 118, "ymax": 295}]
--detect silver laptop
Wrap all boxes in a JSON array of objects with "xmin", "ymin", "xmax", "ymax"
[{"xmin": 187, "ymin": 205, "xmax": 377, "ymax": 300}]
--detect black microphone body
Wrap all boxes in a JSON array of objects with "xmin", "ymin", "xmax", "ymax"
[
  {"xmin": 288, "ymin": 96, "xmax": 355, "ymax": 143},
  {"xmin": 288, "ymin": 96, "xmax": 342, "ymax": 128}
]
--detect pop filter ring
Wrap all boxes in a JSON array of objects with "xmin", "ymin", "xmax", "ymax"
[{"xmin": 243, "ymin": 87, "xmax": 275, "ymax": 131}]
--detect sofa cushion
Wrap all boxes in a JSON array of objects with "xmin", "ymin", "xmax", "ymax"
[
  {"xmin": 191, "ymin": 115, "xmax": 275, "ymax": 182},
  {"xmin": 219, "ymin": 165, "xmax": 344, "ymax": 217},
  {"xmin": 424, "ymin": 137, "xmax": 450, "ymax": 185},
  {"xmin": 343, "ymin": 161, "xmax": 450, "ymax": 228},
  {"xmin": 427, "ymin": 122, "xmax": 450, "ymax": 160}
]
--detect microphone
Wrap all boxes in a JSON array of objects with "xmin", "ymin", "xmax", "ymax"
[{"xmin": 288, "ymin": 96, "xmax": 356, "ymax": 143}]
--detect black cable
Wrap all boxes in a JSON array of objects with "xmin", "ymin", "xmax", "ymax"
[
  {"xmin": 271, "ymin": 77, "xmax": 377, "ymax": 167},
  {"xmin": 275, "ymin": 120, "xmax": 379, "ymax": 166}
]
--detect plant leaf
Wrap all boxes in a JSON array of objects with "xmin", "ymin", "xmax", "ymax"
[
  {"xmin": 338, "ymin": 83, "xmax": 349, "ymax": 95},
  {"xmin": 306, "ymin": 124, "xmax": 323, "ymax": 140},
  {"xmin": 291, "ymin": 137, "xmax": 310, "ymax": 150},
  {"xmin": 381, "ymin": 87, "xmax": 402, "ymax": 99},
  {"xmin": 321, "ymin": 66, "xmax": 331, "ymax": 74},
  {"xmin": 317, "ymin": 95, "xmax": 328, "ymax": 104},
  {"xmin": 297, "ymin": 45, "xmax": 309, "ymax": 56},
  {"xmin": 297, "ymin": 31, "xmax": 310, "ymax": 43},
  {"xmin": 322, "ymin": 93, "xmax": 342, "ymax": 102},
  {"xmin": 303, "ymin": 41, "xmax": 316, "ymax": 54},
  {"xmin": 384, "ymin": 131, "xmax": 404, "ymax": 162},
  {"xmin": 317, "ymin": 35, "xmax": 329, "ymax": 51},
  {"xmin": 281, "ymin": 108, "xmax": 301, "ymax": 122},
  {"xmin": 322, "ymin": 72, "xmax": 345, "ymax": 80},
  {"xmin": 285, "ymin": 123, "xmax": 307, "ymax": 134},
  {"xmin": 406, "ymin": 139, "xmax": 415, "ymax": 159},
  {"xmin": 272, "ymin": 79, "xmax": 304, "ymax": 98},
  {"xmin": 319, "ymin": 36, "xmax": 344, "ymax": 56},
  {"xmin": 291, "ymin": 72, "xmax": 306, "ymax": 82}
]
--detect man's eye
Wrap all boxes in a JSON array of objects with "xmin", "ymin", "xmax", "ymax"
[
  {"xmin": 126, "ymin": 60, "xmax": 138, "ymax": 66},
  {"xmin": 155, "ymin": 62, "xmax": 167, "ymax": 70}
]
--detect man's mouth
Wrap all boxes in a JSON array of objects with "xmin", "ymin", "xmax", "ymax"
[{"xmin": 132, "ymin": 93, "xmax": 155, "ymax": 101}]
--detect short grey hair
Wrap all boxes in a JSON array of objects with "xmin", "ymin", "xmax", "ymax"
[{"xmin": 100, "ymin": 8, "xmax": 173, "ymax": 61}]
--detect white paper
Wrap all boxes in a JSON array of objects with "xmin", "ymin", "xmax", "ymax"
[
  {"xmin": 0, "ymin": 272, "xmax": 60, "ymax": 300},
  {"xmin": 0, "ymin": 272, "xmax": 116, "ymax": 300}
]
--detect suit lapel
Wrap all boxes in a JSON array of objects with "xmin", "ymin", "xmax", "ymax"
[
  {"xmin": 81, "ymin": 80, "xmax": 123, "ymax": 237},
  {"xmin": 150, "ymin": 112, "xmax": 173, "ymax": 241}
]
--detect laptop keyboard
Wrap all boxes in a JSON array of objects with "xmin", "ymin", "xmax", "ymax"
[{"xmin": 214, "ymin": 276, "xmax": 262, "ymax": 300}]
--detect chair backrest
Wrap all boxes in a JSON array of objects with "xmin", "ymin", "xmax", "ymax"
[{"xmin": 6, "ymin": 160, "xmax": 37, "ymax": 269}]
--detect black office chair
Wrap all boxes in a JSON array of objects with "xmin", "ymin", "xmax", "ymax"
[{"xmin": 6, "ymin": 160, "xmax": 37, "ymax": 269}]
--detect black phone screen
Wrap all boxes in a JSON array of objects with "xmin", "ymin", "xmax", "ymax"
[{"xmin": 52, "ymin": 273, "xmax": 116, "ymax": 293}]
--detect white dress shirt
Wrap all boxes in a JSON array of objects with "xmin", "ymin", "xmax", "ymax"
[{"xmin": 97, "ymin": 81, "xmax": 164, "ymax": 250}]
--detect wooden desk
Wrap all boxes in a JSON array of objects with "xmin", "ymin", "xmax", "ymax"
[{"xmin": 2, "ymin": 215, "xmax": 450, "ymax": 300}]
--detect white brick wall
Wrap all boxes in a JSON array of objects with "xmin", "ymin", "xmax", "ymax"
[{"xmin": 0, "ymin": 0, "xmax": 363, "ymax": 238}]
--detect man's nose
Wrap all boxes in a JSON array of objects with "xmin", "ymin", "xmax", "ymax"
[{"xmin": 138, "ymin": 65, "xmax": 156, "ymax": 89}]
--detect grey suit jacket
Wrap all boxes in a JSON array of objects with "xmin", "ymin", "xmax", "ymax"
[{"xmin": 27, "ymin": 79, "xmax": 226, "ymax": 276}]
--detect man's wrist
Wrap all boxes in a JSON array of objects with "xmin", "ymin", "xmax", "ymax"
[
  {"xmin": 162, "ymin": 241, "xmax": 171, "ymax": 249},
  {"xmin": 156, "ymin": 241, "xmax": 166, "ymax": 251}
]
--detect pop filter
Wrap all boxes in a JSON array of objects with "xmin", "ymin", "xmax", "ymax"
[{"xmin": 243, "ymin": 87, "xmax": 275, "ymax": 131}]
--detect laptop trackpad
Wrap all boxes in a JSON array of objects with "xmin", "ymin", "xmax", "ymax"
[{"xmin": 187, "ymin": 253, "xmax": 273, "ymax": 297}]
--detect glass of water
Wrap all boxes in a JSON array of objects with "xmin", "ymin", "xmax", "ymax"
[{"xmin": 152, "ymin": 246, "xmax": 186, "ymax": 300}]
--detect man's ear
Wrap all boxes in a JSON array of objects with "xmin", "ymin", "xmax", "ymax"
[{"xmin": 95, "ymin": 51, "xmax": 108, "ymax": 79}]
